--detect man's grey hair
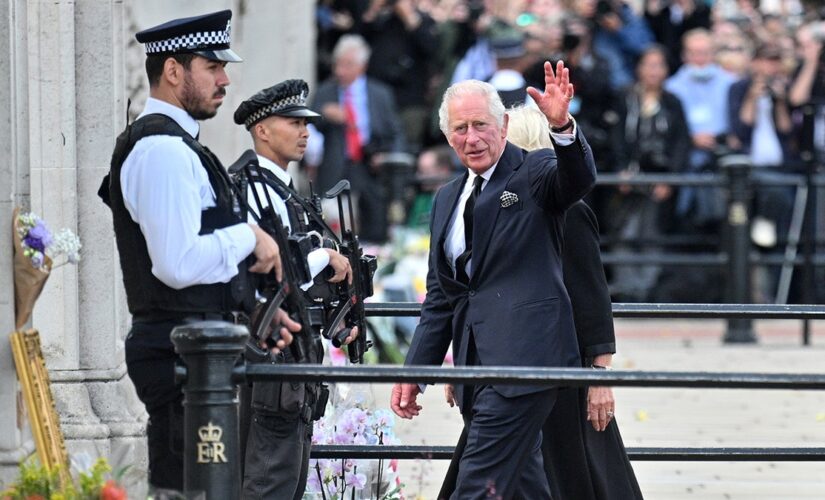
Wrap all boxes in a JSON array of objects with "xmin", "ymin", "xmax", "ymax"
[
  {"xmin": 438, "ymin": 80, "xmax": 506, "ymax": 136},
  {"xmin": 332, "ymin": 34, "xmax": 371, "ymax": 66}
]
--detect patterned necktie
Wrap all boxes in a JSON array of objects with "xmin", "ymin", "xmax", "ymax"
[
  {"xmin": 455, "ymin": 175, "xmax": 484, "ymax": 284},
  {"xmin": 343, "ymin": 89, "xmax": 363, "ymax": 163}
]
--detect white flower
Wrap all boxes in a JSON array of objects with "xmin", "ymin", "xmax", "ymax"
[{"xmin": 49, "ymin": 227, "xmax": 82, "ymax": 263}]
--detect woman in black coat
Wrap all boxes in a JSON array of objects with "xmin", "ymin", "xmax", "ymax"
[{"xmin": 438, "ymin": 106, "xmax": 643, "ymax": 500}]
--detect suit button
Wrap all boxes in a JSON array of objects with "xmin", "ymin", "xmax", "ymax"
[{"xmin": 468, "ymin": 290, "xmax": 476, "ymax": 296}]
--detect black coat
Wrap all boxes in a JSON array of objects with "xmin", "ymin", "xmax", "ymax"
[{"xmin": 438, "ymin": 201, "xmax": 643, "ymax": 500}]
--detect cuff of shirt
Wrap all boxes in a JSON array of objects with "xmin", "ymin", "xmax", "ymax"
[
  {"xmin": 224, "ymin": 222, "xmax": 257, "ymax": 263},
  {"xmin": 308, "ymin": 248, "xmax": 331, "ymax": 279},
  {"xmin": 549, "ymin": 117, "xmax": 577, "ymax": 146}
]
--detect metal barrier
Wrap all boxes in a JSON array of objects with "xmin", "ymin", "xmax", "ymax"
[
  {"xmin": 170, "ymin": 316, "xmax": 825, "ymax": 498},
  {"xmin": 597, "ymin": 160, "xmax": 822, "ymax": 344}
]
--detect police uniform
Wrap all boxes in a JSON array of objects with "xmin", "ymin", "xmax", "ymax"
[
  {"xmin": 232, "ymin": 80, "xmax": 335, "ymax": 500},
  {"xmin": 100, "ymin": 10, "xmax": 249, "ymax": 492}
]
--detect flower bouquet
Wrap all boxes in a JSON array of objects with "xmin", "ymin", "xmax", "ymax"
[{"xmin": 12, "ymin": 207, "xmax": 81, "ymax": 330}]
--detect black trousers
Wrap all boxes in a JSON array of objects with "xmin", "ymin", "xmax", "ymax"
[
  {"xmin": 241, "ymin": 337, "xmax": 323, "ymax": 500},
  {"xmin": 451, "ymin": 331, "xmax": 558, "ymax": 500},
  {"xmin": 125, "ymin": 319, "xmax": 186, "ymax": 491}
]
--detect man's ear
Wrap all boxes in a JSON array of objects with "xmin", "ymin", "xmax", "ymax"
[
  {"xmin": 253, "ymin": 121, "xmax": 268, "ymax": 142},
  {"xmin": 163, "ymin": 57, "xmax": 183, "ymax": 87},
  {"xmin": 501, "ymin": 113, "xmax": 509, "ymax": 139}
]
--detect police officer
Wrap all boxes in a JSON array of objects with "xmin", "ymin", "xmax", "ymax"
[
  {"xmin": 101, "ymin": 10, "xmax": 299, "ymax": 495},
  {"xmin": 231, "ymin": 79, "xmax": 361, "ymax": 500}
]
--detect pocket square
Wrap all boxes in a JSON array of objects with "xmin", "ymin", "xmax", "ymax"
[{"xmin": 500, "ymin": 191, "xmax": 519, "ymax": 208}]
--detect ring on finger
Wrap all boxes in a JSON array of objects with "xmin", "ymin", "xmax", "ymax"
[{"xmin": 606, "ymin": 411, "xmax": 614, "ymax": 417}]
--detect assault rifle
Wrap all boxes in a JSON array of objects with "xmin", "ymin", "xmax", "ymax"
[
  {"xmin": 322, "ymin": 180, "xmax": 377, "ymax": 364},
  {"xmin": 229, "ymin": 150, "xmax": 313, "ymax": 362}
]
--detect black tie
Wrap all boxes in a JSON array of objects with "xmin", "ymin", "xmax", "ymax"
[{"xmin": 455, "ymin": 175, "xmax": 484, "ymax": 284}]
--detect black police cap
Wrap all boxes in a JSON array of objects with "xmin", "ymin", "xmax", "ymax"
[
  {"xmin": 135, "ymin": 9, "xmax": 242, "ymax": 62},
  {"xmin": 234, "ymin": 79, "xmax": 321, "ymax": 129}
]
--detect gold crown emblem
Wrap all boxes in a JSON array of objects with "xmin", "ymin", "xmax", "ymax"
[{"xmin": 198, "ymin": 422, "xmax": 223, "ymax": 442}]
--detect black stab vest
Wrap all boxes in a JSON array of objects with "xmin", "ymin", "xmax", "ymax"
[{"xmin": 107, "ymin": 113, "xmax": 254, "ymax": 317}]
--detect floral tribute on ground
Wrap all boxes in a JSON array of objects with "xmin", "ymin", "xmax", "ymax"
[
  {"xmin": 1, "ymin": 455, "xmax": 127, "ymax": 500},
  {"xmin": 305, "ymin": 386, "xmax": 404, "ymax": 500}
]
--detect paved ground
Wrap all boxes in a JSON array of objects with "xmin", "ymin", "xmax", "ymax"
[{"xmin": 365, "ymin": 319, "xmax": 825, "ymax": 499}]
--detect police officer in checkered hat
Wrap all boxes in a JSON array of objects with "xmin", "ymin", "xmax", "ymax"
[
  {"xmin": 231, "ymin": 79, "xmax": 359, "ymax": 499},
  {"xmin": 100, "ymin": 10, "xmax": 300, "ymax": 495}
]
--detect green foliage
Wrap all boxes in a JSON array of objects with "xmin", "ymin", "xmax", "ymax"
[{"xmin": 1, "ymin": 457, "xmax": 125, "ymax": 500}]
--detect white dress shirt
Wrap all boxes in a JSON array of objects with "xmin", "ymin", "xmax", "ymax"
[
  {"xmin": 120, "ymin": 97, "xmax": 256, "ymax": 290},
  {"xmin": 445, "ymin": 165, "xmax": 496, "ymax": 279},
  {"xmin": 246, "ymin": 155, "xmax": 330, "ymax": 283}
]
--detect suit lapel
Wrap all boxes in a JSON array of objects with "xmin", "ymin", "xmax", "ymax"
[{"xmin": 470, "ymin": 143, "xmax": 523, "ymax": 281}]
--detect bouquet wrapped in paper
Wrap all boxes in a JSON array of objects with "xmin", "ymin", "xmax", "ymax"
[{"xmin": 12, "ymin": 207, "xmax": 81, "ymax": 330}]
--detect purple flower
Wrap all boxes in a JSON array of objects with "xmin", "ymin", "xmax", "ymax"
[
  {"xmin": 305, "ymin": 468, "xmax": 322, "ymax": 491},
  {"xmin": 26, "ymin": 221, "xmax": 52, "ymax": 251},
  {"xmin": 347, "ymin": 472, "xmax": 367, "ymax": 490},
  {"xmin": 30, "ymin": 252, "xmax": 44, "ymax": 269}
]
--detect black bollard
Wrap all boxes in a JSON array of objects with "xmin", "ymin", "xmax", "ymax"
[
  {"xmin": 720, "ymin": 155, "xmax": 757, "ymax": 343},
  {"xmin": 171, "ymin": 321, "xmax": 248, "ymax": 499}
]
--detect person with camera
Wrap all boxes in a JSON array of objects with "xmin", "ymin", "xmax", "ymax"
[
  {"xmin": 232, "ymin": 79, "xmax": 359, "ymax": 500},
  {"xmin": 573, "ymin": 0, "xmax": 654, "ymax": 91},
  {"xmin": 728, "ymin": 42, "xmax": 797, "ymax": 302},
  {"xmin": 361, "ymin": 0, "xmax": 438, "ymax": 151},
  {"xmin": 608, "ymin": 45, "xmax": 691, "ymax": 302}
]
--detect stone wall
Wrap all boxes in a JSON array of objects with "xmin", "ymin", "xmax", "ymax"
[{"xmin": 0, "ymin": 0, "xmax": 315, "ymax": 493}]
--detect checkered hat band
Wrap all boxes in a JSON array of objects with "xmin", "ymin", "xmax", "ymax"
[
  {"xmin": 244, "ymin": 95, "xmax": 308, "ymax": 128},
  {"xmin": 144, "ymin": 29, "xmax": 231, "ymax": 54}
]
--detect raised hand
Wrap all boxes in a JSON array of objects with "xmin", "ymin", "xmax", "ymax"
[{"xmin": 526, "ymin": 60, "xmax": 575, "ymax": 129}]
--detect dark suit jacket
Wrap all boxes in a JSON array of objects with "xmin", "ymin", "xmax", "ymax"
[
  {"xmin": 405, "ymin": 133, "xmax": 596, "ymax": 402},
  {"xmin": 439, "ymin": 200, "xmax": 643, "ymax": 500},
  {"xmin": 309, "ymin": 76, "xmax": 406, "ymax": 192}
]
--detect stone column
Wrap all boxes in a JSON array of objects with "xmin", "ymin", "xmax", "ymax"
[{"xmin": 0, "ymin": 0, "xmax": 35, "ymax": 487}]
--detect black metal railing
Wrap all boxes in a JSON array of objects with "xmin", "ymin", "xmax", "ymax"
[
  {"xmin": 595, "ymin": 158, "xmax": 825, "ymax": 343},
  {"xmin": 169, "ymin": 315, "xmax": 825, "ymax": 498}
]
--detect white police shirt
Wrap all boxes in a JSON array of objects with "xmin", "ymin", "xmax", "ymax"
[
  {"xmin": 120, "ymin": 97, "xmax": 256, "ymax": 290},
  {"xmin": 246, "ymin": 155, "xmax": 330, "ymax": 286}
]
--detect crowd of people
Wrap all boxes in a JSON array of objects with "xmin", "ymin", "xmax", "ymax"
[{"xmin": 311, "ymin": 0, "xmax": 825, "ymax": 304}]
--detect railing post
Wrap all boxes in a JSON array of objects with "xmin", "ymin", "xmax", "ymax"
[
  {"xmin": 799, "ymin": 103, "xmax": 817, "ymax": 346},
  {"xmin": 170, "ymin": 321, "xmax": 248, "ymax": 499},
  {"xmin": 720, "ymin": 155, "xmax": 757, "ymax": 343}
]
